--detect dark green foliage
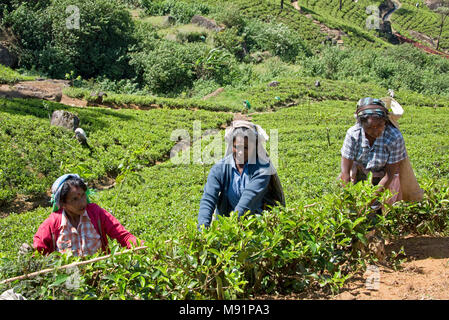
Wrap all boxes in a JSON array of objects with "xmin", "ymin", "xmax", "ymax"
[
  {"xmin": 130, "ymin": 40, "xmax": 205, "ymax": 95},
  {"xmin": 213, "ymin": 2, "xmax": 246, "ymax": 31},
  {"xmin": 140, "ymin": 0, "xmax": 210, "ymax": 24},
  {"xmin": 213, "ymin": 27, "xmax": 246, "ymax": 59},
  {"xmin": 2, "ymin": 0, "xmax": 135, "ymax": 80},
  {"xmin": 300, "ymin": 44, "xmax": 449, "ymax": 96}
]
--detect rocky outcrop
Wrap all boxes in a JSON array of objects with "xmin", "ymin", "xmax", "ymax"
[
  {"xmin": 163, "ymin": 15, "xmax": 176, "ymax": 26},
  {"xmin": 0, "ymin": 79, "xmax": 69, "ymax": 102},
  {"xmin": 190, "ymin": 15, "xmax": 224, "ymax": 31},
  {"xmin": 89, "ymin": 91, "xmax": 107, "ymax": 104},
  {"xmin": 50, "ymin": 110, "xmax": 80, "ymax": 131},
  {"xmin": 249, "ymin": 51, "xmax": 272, "ymax": 63}
]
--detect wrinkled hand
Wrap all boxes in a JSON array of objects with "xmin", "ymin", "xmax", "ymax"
[{"xmin": 339, "ymin": 172, "xmax": 351, "ymax": 187}]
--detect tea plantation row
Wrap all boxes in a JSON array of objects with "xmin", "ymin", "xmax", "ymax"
[{"xmin": 0, "ymin": 99, "xmax": 447, "ymax": 299}]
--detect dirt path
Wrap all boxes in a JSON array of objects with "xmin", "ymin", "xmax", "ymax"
[
  {"xmin": 333, "ymin": 235, "xmax": 449, "ymax": 300},
  {"xmin": 256, "ymin": 235, "xmax": 449, "ymax": 300},
  {"xmin": 0, "ymin": 79, "xmax": 87, "ymax": 107}
]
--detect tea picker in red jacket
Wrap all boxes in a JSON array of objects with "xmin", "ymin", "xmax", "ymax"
[{"xmin": 33, "ymin": 174, "xmax": 140, "ymax": 256}]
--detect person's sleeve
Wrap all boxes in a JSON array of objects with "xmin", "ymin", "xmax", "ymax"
[
  {"xmin": 197, "ymin": 164, "xmax": 223, "ymax": 229},
  {"xmin": 387, "ymin": 133, "xmax": 407, "ymax": 164},
  {"xmin": 101, "ymin": 207, "xmax": 139, "ymax": 249},
  {"xmin": 234, "ymin": 165, "xmax": 271, "ymax": 217},
  {"xmin": 341, "ymin": 129, "xmax": 356, "ymax": 160},
  {"xmin": 33, "ymin": 219, "xmax": 54, "ymax": 255}
]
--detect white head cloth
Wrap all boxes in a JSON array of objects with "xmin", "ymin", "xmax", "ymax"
[{"xmin": 224, "ymin": 120, "xmax": 275, "ymax": 174}]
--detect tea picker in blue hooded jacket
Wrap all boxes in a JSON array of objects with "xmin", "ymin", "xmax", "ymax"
[{"xmin": 197, "ymin": 120, "xmax": 285, "ymax": 230}]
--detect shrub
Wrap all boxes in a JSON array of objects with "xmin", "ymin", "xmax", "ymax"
[
  {"xmin": 175, "ymin": 29, "xmax": 208, "ymax": 43},
  {"xmin": 243, "ymin": 19, "xmax": 310, "ymax": 62},
  {"xmin": 213, "ymin": 27, "xmax": 246, "ymax": 59},
  {"xmin": 129, "ymin": 40, "xmax": 204, "ymax": 95},
  {"xmin": 45, "ymin": 0, "xmax": 135, "ymax": 79},
  {"xmin": 213, "ymin": 2, "xmax": 246, "ymax": 31},
  {"xmin": 130, "ymin": 20, "xmax": 161, "ymax": 52},
  {"xmin": 2, "ymin": 0, "xmax": 135, "ymax": 80},
  {"xmin": 141, "ymin": 0, "xmax": 210, "ymax": 24},
  {"xmin": 194, "ymin": 47, "xmax": 241, "ymax": 86}
]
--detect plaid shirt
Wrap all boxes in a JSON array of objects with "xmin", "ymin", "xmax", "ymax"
[
  {"xmin": 341, "ymin": 123, "xmax": 407, "ymax": 172},
  {"xmin": 56, "ymin": 210, "xmax": 102, "ymax": 257}
]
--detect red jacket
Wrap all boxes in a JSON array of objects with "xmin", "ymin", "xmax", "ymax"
[{"xmin": 33, "ymin": 203, "xmax": 138, "ymax": 255}]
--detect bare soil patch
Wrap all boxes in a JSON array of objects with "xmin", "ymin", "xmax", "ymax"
[
  {"xmin": 255, "ymin": 235, "xmax": 449, "ymax": 300},
  {"xmin": 0, "ymin": 193, "xmax": 51, "ymax": 217}
]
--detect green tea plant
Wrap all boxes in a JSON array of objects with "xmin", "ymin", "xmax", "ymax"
[
  {"xmin": 1, "ymin": 97, "xmax": 447, "ymax": 299},
  {"xmin": 0, "ymin": 64, "xmax": 35, "ymax": 84},
  {"xmin": 0, "ymin": 97, "xmax": 232, "ymax": 206}
]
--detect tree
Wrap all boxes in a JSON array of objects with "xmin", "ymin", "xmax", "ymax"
[
  {"xmin": 431, "ymin": 0, "xmax": 449, "ymax": 51},
  {"xmin": 3, "ymin": 0, "xmax": 135, "ymax": 79}
]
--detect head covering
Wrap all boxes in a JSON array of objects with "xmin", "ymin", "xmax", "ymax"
[
  {"xmin": 379, "ymin": 96, "xmax": 404, "ymax": 129},
  {"xmin": 224, "ymin": 120, "xmax": 275, "ymax": 175},
  {"xmin": 50, "ymin": 173, "xmax": 90, "ymax": 212},
  {"xmin": 224, "ymin": 120, "xmax": 285, "ymax": 205},
  {"xmin": 355, "ymin": 97, "xmax": 389, "ymax": 119}
]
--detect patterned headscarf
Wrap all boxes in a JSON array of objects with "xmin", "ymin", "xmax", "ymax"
[
  {"xmin": 355, "ymin": 97, "xmax": 389, "ymax": 119},
  {"xmin": 50, "ymin": 174, "xmax": 92, "ymax": 212}
]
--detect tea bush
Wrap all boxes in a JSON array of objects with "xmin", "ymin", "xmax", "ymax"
[
  {"xmin": 140, "ymin": 0, "xmax": 210, "ymax": 24},
  {"xmin": 299, "ymin": 44, "xmax": 449, "ymax": 96},
  {"xmin": 0, "ymin": 65, "xmax": 35, "ymax": 84},
  {"xmin": 0, "ymin": 97, "xmax": 232, "ymax": 205},
  {"xmin": 1, "ymin": 178, "xmax": 447, "ymax": 299},
  {"xmin": 1, "ymin": 99, "xmax": 448, "ymax": 299}
]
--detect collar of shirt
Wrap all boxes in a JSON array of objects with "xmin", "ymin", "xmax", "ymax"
[
  {"xmin": 227, "ymin": 157, "xmax": 250, "ymax": 209},
  {"xmin": 231, "ymin": 156, "xmax": 249, "ymax": 174},
  {"xmin": 360, "ymin": 126, "xmax": 384, "ymax": 150},
  {"xmin": 60, "ymin": 209, "xmax": 89, "ymax": 232}
]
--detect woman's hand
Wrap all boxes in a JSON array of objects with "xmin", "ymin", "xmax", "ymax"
[{"xmin": 339, "ymin": 157, "xmax": 354, "ymax": 186}]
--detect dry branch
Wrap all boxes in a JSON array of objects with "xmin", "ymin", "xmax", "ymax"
[{"xmin": 0, "ymin": 246, "xmax": 148, "ymax": 285}]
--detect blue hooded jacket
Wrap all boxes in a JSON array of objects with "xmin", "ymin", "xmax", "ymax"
[{"xmin": 197, "ymin": 154, "xmax": 285, "ymax": 229}]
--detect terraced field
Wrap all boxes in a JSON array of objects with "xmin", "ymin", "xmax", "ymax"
[{"xmin": 0, "ymin": 90, "xmax": 447, "ymax": 299}]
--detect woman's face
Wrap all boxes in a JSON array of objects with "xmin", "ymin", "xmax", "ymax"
[
  {"xmin": 233, "ymin": 136, "xmax": 249, "ymax": 165},
  {"xmin": 61, "ymin": 186, "xmax": 87, "ymax": 217},
  {"xmin": 362, "ymin": 116, "xmax": 386, "ymax": 139},
  {"xmin": 234, "ymin": 134, "xmax": 261, "ymax": 165}
]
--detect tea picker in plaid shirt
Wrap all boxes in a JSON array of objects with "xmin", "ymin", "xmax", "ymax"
[
  {"xmin": 34, "ymin": 174, "xmax": 141, "ymax": 256},
  {"xmin": 339, "ymin": 97, "xmax": 407, "ymax": 220}
]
